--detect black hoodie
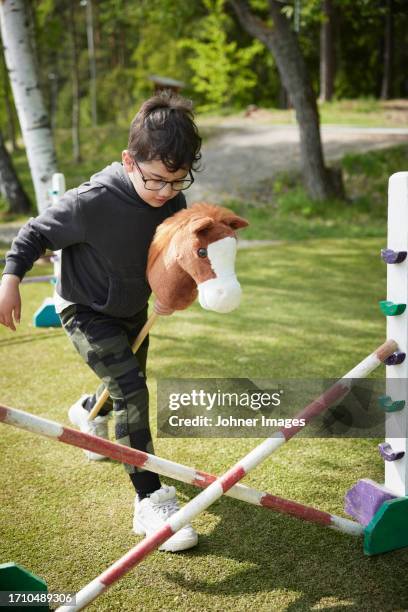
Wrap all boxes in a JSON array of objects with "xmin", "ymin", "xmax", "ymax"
[{"xmin": 3, "ymin": 162, "xmax": 186, "ymax": 317}]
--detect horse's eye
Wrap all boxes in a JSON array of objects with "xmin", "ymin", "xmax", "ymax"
[{"xmin": 197, "ymin": 247, "xmax": 207, "ymax": 258}]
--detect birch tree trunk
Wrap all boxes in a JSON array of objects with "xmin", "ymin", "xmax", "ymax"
[
  {"xmin": 0, "ymin": 129, "xmax": 32, "ymax": 213},
  {"xmin": 0, "ymin": 0, "xmax": 57, "ymax": 213},
  {"xmin": 230, "ymin": 0, "xmax": 344, "ymax": 201}
]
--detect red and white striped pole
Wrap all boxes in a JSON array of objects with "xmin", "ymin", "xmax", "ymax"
[
  {"xmin": 47, "ymin": 339, "xmax": 395, "ymax": 611},
  {"xmin": 0, "ymin": 404, "xmax": 362, "ymax": 535}
]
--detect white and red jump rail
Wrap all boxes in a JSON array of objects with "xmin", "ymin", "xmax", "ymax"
[{"xmin": 0, "ymin": 340, "xmax": 396, "ymax": 611}]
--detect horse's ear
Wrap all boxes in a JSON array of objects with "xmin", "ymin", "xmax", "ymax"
[
  {"xmin": 190, "ymin": 216, "xmax": 215, "ymax": 234},
  {"xmin": 223, "ymin": 215, "xmax": 249, "ymax": 230}
]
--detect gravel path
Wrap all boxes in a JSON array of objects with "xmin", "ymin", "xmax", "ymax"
[
  {"xmin": 1, "ymin": 123, "xmax": 407, "ymax": 243},
  {"xmin": 185, "ymin": 123, "xmax": 408, "ymax": 204}
]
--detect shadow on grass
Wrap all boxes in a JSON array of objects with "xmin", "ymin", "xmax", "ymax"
[
  {"xmin": 0, "ymin": 330, "xmax": 64, "ymax": 348},
  {"xmin": 160, "ymin": 480, "xmax": 408, "ymax": 611}
]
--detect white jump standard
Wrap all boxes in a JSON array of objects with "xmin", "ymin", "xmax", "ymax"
[{"xmin": 345, "ymin": 172, "xmax": 408, "ymax": 555}]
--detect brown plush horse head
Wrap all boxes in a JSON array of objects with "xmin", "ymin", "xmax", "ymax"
[{"xmin": 147, "ymin": 203, "xmax": 248, "ymax": 313}]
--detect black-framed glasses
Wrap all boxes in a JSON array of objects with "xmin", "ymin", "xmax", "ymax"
[{"xmin": 133, "ymin": 160, "xmax": 194, "ymax": 191}]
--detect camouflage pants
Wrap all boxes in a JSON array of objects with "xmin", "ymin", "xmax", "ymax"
[{"xmin": 60, "ymin": 304, "xmax": 161, "ymax": 495}]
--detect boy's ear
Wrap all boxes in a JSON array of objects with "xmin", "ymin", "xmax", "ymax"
[{"xmin": 122, "ymin": 150, "xmax": 133, "ymax": 173}]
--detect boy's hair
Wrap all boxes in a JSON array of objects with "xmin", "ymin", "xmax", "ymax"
[{"xmin": 128, "ymin": 90, "xmax": 202, "ymax": 172}]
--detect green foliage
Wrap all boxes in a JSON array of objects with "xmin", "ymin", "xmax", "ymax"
[
  {"xmin": 91, "ymin": 68, "xmax": 136, "ymax": 126},
  {"xmin": 131, "ymin": 24, "xmax": 190, "ymax": 110},
  {"xmin": 179, "ymin": 0, "xmax": 263, "ymax": 112}
]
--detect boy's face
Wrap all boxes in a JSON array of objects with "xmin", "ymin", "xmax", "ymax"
[{"xmin": 122, "ymin": 150, "xmax": 190, "ymax": 208}]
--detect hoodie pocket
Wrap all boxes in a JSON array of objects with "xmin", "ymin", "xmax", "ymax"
[{"xmin": 91, "ymin": 267, "xmax": 151, "ymax": 317}]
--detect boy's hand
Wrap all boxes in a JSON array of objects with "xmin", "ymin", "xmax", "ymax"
[
  {"xmin": 153, "ymin": 300, "xmax": 174, "ymax": 316},
  {"xmin": 0, "ymin": 274, "xmax": 21, "ymax": 332}
]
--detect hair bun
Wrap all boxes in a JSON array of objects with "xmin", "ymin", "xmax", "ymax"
[{"xmin": 140, "ymin": 90, "xmax": 193, "ymax": 121}]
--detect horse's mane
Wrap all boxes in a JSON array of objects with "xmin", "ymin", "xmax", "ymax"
[{"xmin": 147, "ymin": 202, "xmax": 234, "ymax": 272}]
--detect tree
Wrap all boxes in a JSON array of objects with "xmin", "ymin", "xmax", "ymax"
[
  {"xmin": 0, "ymin": 130, "xmax": 31, "ymax": 214},
  {"xmin": 69, "ymin": 1, "xmax": 81, "ymax": 162},
  {"xmin": 229, "ymin": 0, "xmax": 343, "ymax": 201},
  {"xmin": 319, "ymin": 0, "xmax": 335, "ymax": 102},
  {"xmin": 0, "ymin": 0, "xmax": 57, "ymax": 213},
  {"xmin": 380, "ymin": 0, "xmax": 393, "ymax": 100},
  {"xmin": 83, "ymin": 0, "xmax": 98, "ymax": 126},
  {"xmin": 180, "ymin": 0, "xmax": 263, "ymax": 112}
]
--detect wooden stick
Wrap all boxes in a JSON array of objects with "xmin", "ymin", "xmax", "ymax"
[{"xmin": 87, "ymin": 311, "xmax": 159, "ymax": 421}]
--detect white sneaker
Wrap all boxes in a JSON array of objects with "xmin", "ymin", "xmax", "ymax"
[
  {"xmin": 133, "ymin": 485, "xmax": 198, "ymax": 552},
  {"xmin": 68, "ymin": 394, "xmax": 109, "ymax": 461}
]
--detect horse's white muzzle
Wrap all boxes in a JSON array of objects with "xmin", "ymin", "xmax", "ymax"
[
  {"xmin": 198, "ymin": 276, "xmax": 242, "ymax": 313},
  {"xmin": 196, "ymin": 236, "xmax": 242, "ymax": 313}
]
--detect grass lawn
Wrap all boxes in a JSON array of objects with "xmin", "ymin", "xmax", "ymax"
[
  {"xmin": 199, "ymin": 98, "xmax": 408, "ymax": 128},
  {"xmin": 1, "ymin": 236, "xmax": 408, "ymax": 612}
]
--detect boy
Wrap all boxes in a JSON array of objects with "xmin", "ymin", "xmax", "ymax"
[{"xmin": 0, "ymin": 91, "xmax": 202, "ymax": 552}]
